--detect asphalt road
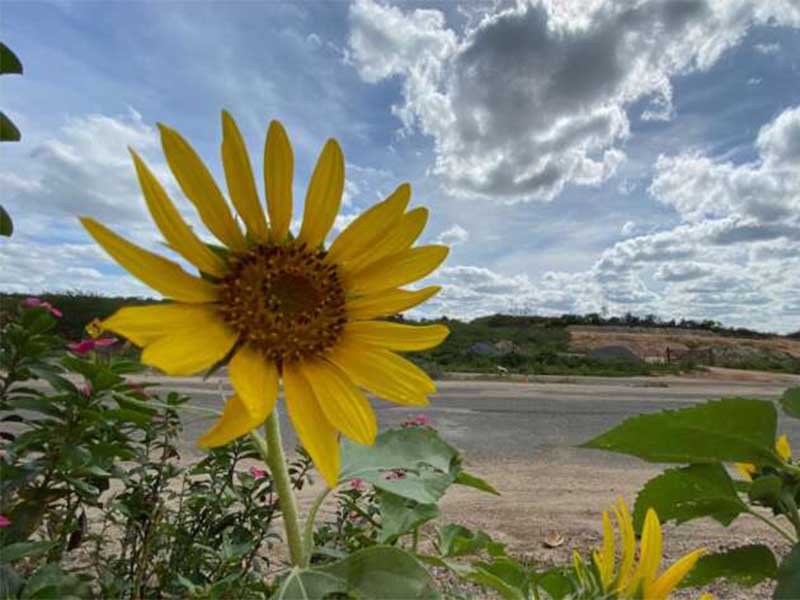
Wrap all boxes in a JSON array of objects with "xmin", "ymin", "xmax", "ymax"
[{"xmin": 158, "ymin": 372, "xmax": 800, "ymax": 466}]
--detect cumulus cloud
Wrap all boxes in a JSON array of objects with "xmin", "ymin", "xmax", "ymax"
[
  {"xmin": 754, "ymin": 41, "xmax": 780, "ymax": 54},
  {"xmin": 435, "ymin": 224, "xmax": 469, "ymax": 246},
  {"xmin": 348, "ymin": 0, "xmax": 800, "ymax": 202}
]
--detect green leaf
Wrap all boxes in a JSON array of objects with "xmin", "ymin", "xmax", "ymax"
[
  {"xmin": 467, "ymin": 565, "xmax": 525, "ymax": 600},
  {"xmin": 377, "ymin": 490, "xmax": 439, "ymax": 543},
  {"xmin": 780, "ymin": 387, "xmax": 800, "ymax": 419},
  {"xmin": 277, "ymin": 548, "xmax": 439, "ymax": 599},
  {"xmin": 470, "ymin": 558, "xmax": 529, "ymax": 600},
  {"xmin": 534, "ymin": 568, "xmax": 575, "ymax": 600},
  {"xmin": 633, "ymin": 463, "xmax": 747, "ymax": 532},
  {"xmin": 0, "ymin": 541, "xmax": 54, "ymax": 563},
  {"xmin": 681, "ymin": 545, "xmax": 777, "ymax": 588},
  {"xmin": 454, "ymin": 471, "xmax": 500, "ymax": 495},
  {"xmin": 0, "ymin": 205, "xmax": 12, "ymax": 236},
  {"xmin": 0, "ymin": 564, "xmax": 23, "ymax": 597},
  {"xmin": 774, "ymin": 543, "xmax": 800, "ymax": 599},
  {"xmin": 340, "ymin": 427, "xmax": 459, "ymax": 504},
  {"xmin": 438, "ymin": 524, "xmax": 493, "ymax": 558},
  {"xmin": 748, "ymin": 474, "xmax": 783, "ymax": 505},
  {"xmin": 0, "ymin": 43, "xmax": 23, "ymax": 75},
  {"xmin": 0, "ymin": 111, "xmax": 21, "ymax": 142},
  {"xmin": 582, "ymin": 398, "xmax": 779, "ymax": 465}
]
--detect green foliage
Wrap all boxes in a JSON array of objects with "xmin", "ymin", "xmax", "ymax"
[
  {"xmin": 0, "ymin": 43, "xmax": 23, "ymax": 75},
  {"xmin": 0, "ymin": 205, "xmax": 12, "ymax": 237},
  {"xmin": 582, "ymin": 397, "xmax": 780, "ymax": 465},
  {"xmin": 632, "ymin": 463, "xmax": 747, "ymax": 531},
  {"xmin": 780, "ymin": 387, "xmax": 800, "ymax": 419},
  {"xmin": 775, "ymin": 543, "xmax": 800, "ymax": 599},
  {"xmin": 681, "ymin": 545, "xmax": 778, "ymax": 588}
]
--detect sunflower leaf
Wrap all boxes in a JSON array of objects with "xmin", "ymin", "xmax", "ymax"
[
  {"xmin": 681, "ymin": 545, "xmax": 777, "ymax": 588},
  {"xmin": 775, "ymin": 543, "xmax": 800, "ymax": 599},
  {"xmin": 780, "ymin": 387, "xmax": 800, "ymax": 419}
]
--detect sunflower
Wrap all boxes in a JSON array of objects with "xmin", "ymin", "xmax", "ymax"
[
  {"xmin": 736, "ymin": 434, "xmax": 792, "ymax": 480},
  {"xmin": 587, "ymin": 496, "xmax": 706, "ymax": 599},
  {"xmin": 80, "ymin": 113, "xmax": 449, "ymax": 487}
]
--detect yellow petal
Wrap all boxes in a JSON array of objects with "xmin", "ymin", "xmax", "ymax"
[
  {"xmin": 141, "ymin": 321, "xmax": 236, "ymax": 376},
  {"xmin": 735, "ymin": 462, "xmax": 756, "ymax": 480},
  {"xmin": 327, "ymin": 337, "xmax": 434, "ymax": 405},
  {"xmin": 342, "ymin": 206, "xmax": 428, "ymax": 274},
  {"xmin": 229, "ymin": 346, "xmax": 278, "ymax": 418},
  {"xmin": 130, "ymin": 150, "xmax": 226, "ymax": 277},
  {"xmin": 300, "ymin": 360, "xmax": 377, "ymax": 446},
  {"xmin": 598, "ymin": 511, "xmax": 616, "ymax": 589},
  {"xmin": 632, "ymin": 509, "xmax": 663, "ymax": 590},
  {"xmin": 345, "ymin": 321, "xmax": 449, "ymax": 351},
  {"xmin": 346, "ymin": 286, "xmax": 441, "ymax": 320},
  {"xmin": 221, "ymin": 111, "xmax": 268, "ymax": 242},
  {"xmin": 198, "ymin": 394, "xmax": 265, "ymax": 448},
  {"xmin": 283, "ymin": 364, "xmax": 340, "ymax": 487},
  {"xmin": 158, "ymin": 124, "xmax": 246, "ymax": 251},
  {"xmin": 299, "ymin": 138, "xmax": 344, "ymax": 248},
  {"xmin": 346, "ymin": 245, "xmax": 449, "ymax": 295},
  {"xmin": 776, "ymin": 434, "xmax": 792, "ymax": 461},
  {"xmin": 614, "ymin": 496, "xmax": 637, "ymax": 591},
  {"xmin": 102, "ymin": 303, "xmax": 222, "ymax": 346},
  {"xmin": 264, "ymin": 120, "xmax": 293, "ymax": 242},
  {"xmin": 80, "ymin": 217, "xmax": 218, "ymax": 303},
  {"xmin": 647, "ymin": 548, "xmax": 706, "ymax": 600},
  {"xmin": 327, "ymin": 183, "xmax": 410, "ymax": 264}
]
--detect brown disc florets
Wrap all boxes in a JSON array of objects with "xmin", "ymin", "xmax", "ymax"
[{"xmin": 219, "ymin": 242, "xmax": 347, "ymax": 363}]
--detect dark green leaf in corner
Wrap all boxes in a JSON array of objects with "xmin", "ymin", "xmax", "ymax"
[
  {"xmin": 633, "ymin": 463, "xmax": 747, "ymax": 532},
  {"xmin": 0, "ymin": 43, "xmax": 23, "ymax": 75},
  {"xmin": 780, "ymin": 387, "xmax": 800, "ymax": 420},
  {"xmin": 0, "ymin": 205, "xmax": 12, "ymax": 236},
  {"xmin": 454, "ymin": 471, "xmax": 500, "ymax": 495},
  {"xmin": 680, "ymin": 545, "xmax": 777, "ymax": 588},
  {"xmin": 774, "ymin": 543, "xmax": 800, "ymax": 599},
  {"xmin": 582, "ymin": 398, "xmax": 779, "ymax": 465},
  {"xmin": 0, "ymin": 111, "xmax": 21, "ymax": 142}
]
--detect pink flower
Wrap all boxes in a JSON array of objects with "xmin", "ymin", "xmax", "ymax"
[
  {"xmin": 67, "ymin": 340, "xmax": 96, "ymax": 355},
  {"xmin": 249, "ymin": 466, "xmax": 268, "ymax": 480},
  {"xmin": 93, "ymin": 337, "xmax": 117, "ymax": 347},
  {"xmin": 402, "ymin": 414, "xmax": 431, "ymax": 428},
  {"xmin": 21, "ymin": 297, "xmax": 62, "ymax": 318},
  {"xmin": 126, "ymin": 381, "xmax": 149, "ymax": 397},
  {"xmin": 78, "ymin": 381, "xmax": 92, "ymax": 398},
  {"xmin": 384, "ymin": 470, "xmax": 406, "ymax": 480},
  {"xmin": 350, "ymin": 478, "xmax": 367, "ymax": 491},
  {"xmin": 0, "ymin": 515, "xmax": 10, "ymax": 528}
]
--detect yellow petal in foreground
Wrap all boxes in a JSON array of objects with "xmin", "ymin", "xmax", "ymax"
[
  {"xmin": 347, "ymin": 245, "xmax": 449, "ymax": 295},
  {"xmin": 264, "ymin": 120, "xmax": 293, "ymax": 242},
  {"xmin": 299, "ymin": 138, "xmax": 344, "ymax": 248},
  {"xmin": 776, "ymin": 434, "xmax": 792, "ymax": 461},
  {"xmin": 647, "ymin": 548, "xmax": 706, "ymax": 600},
  {"xmin": 346, "ymin": 286, "xmax": 441, "ymax": 320},
  {"xmin": 327, "ymin": 183, "xmax": 410, "ymax": 264},
  {"xmin": 102, "ymin": 303, "xmax": 223, "ymax": 346},
  {"xmin": 342, "ymin": 206, "xmax": 428, "ymax": 274},
  {"xmin": 130, "ymin": 150, "xmax": 226, "ymax": 277},
  {"xmin": 198, "ymin": 394, "xmax": 264, "ymax": 448},
  {"xmin": 632, "ymin": 509, "xmax": 663, "ymax": 591},
  {"xmin": 301, "ymin": 360, "xmax": 377, "ymax": 445},
  {"xmin": 158, "ymin": 124, "xmax": 246, "ymax": 251},
  {"xmin": 283, "ymin": 364, "xmax": 340, "ymax": 487},
  {"xmin": 141, "ymin": 321, "xmax": 237, "ymax": 376},
  {"xmin": 614, "ymin": 496, "xmax": 637, "ymax": 591},
  {"xmin": 229, "ymin": 346, "xmax": 278, "ymax": 418},
  {"xmin": 80, "ymin": 218, "xmax": 218, "ymax": 303},
  {"xmin": 221, "ymin": 111, "xmax": 268, "ymax": 242},
  {"xmin": 327, "ymin": 339, "xmax": 434, "ymax": 405},
  {"xmin": 594, "ymin": 511, "xmax": 615, "ymax": 589},
  {"xmin": 345, "ymin": 321, "xmax": 449, "ymax": 351},
  {"xmin": 736, "ymin": 462, "xmax": 756, "ymax": 480}
]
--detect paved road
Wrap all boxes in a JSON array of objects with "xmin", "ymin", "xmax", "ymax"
[{"xmin": 155, "ymin": 372, "xmax": 800, "ymax": 466}]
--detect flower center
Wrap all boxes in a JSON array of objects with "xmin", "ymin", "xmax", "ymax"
[{"xmin": 219, "ymin": 242, "xmax": 347, "ymax": 363}]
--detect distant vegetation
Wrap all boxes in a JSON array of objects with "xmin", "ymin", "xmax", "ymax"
[{"xmin": 2, "ymin": 293, "xmax": 797, "ymax": 376}]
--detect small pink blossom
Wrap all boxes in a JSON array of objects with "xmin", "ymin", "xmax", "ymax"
[
  {"xmin": 249, "ymin": 466, "xmax": 268, "ymax": 479},
  {"xmin": 349, "ymin": 478, "xmax": 367, "ymax": 491},
  {"xmin": 78, "ymin": 381, "xmax": 92, "ymax": 398},
  {"xmin": 22, "ymin": 297, "xmax": 62, "ymax": 318},
  {"xmin": 67, "ymin": 340, "xmax": 96, "ymax": 355},
  {"xmin": 0, "ymin": 515, "xmax": 10, "ymax": 528},
  {"xmin": 93, "ymin": 337, "xmax": 117, "ymax": 347},
  {"xmin": 126, "ymin": 381, "xmax": 149, "ymax": 397},
  {"xmin": 402, "ymin": 414, "xmax": 431, "ymax": 428},
  {"xmin": 384, "ymin": 470, "xmax": 406, "ymax": 480}
]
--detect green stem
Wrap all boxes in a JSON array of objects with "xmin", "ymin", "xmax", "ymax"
[
  {"xmin": 411, "ymin": 526, "xmax": 420, "ymax": 553},
  {"xmin": 746, "ymin": 507, "xmax": 797, "ymax": 544},
  {"xmin": 302, "ymin": 487, "xmax": 332, "ymax": 564},
  {"xmin": 252, "ymin": 412, "xmax": 306, "ymax": 567}
]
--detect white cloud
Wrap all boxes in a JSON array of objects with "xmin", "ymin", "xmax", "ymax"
[
  {"xmin": 348, "ymin": 0, "xmax": 800, "ymax": 203},
  {"xmin": 754, "ymin": 41, "xmax": 780, "ymax": 54},
  {"xmin": 621, "ymin": 221, "xmax": 637, "ymax": 236},
  {"xmin": 435, "ymin": 224, "xmax": 469, "ymax": 246}
]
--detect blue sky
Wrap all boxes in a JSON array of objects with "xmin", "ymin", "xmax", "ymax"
[{"xmin": 1, "ymin": 0, "xmax": 799, "ymax": 332}]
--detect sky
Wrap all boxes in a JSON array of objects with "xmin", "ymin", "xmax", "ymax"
[{"xmin": 1, "ymin": 0, "xmax": 798, "ymax": 333}]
